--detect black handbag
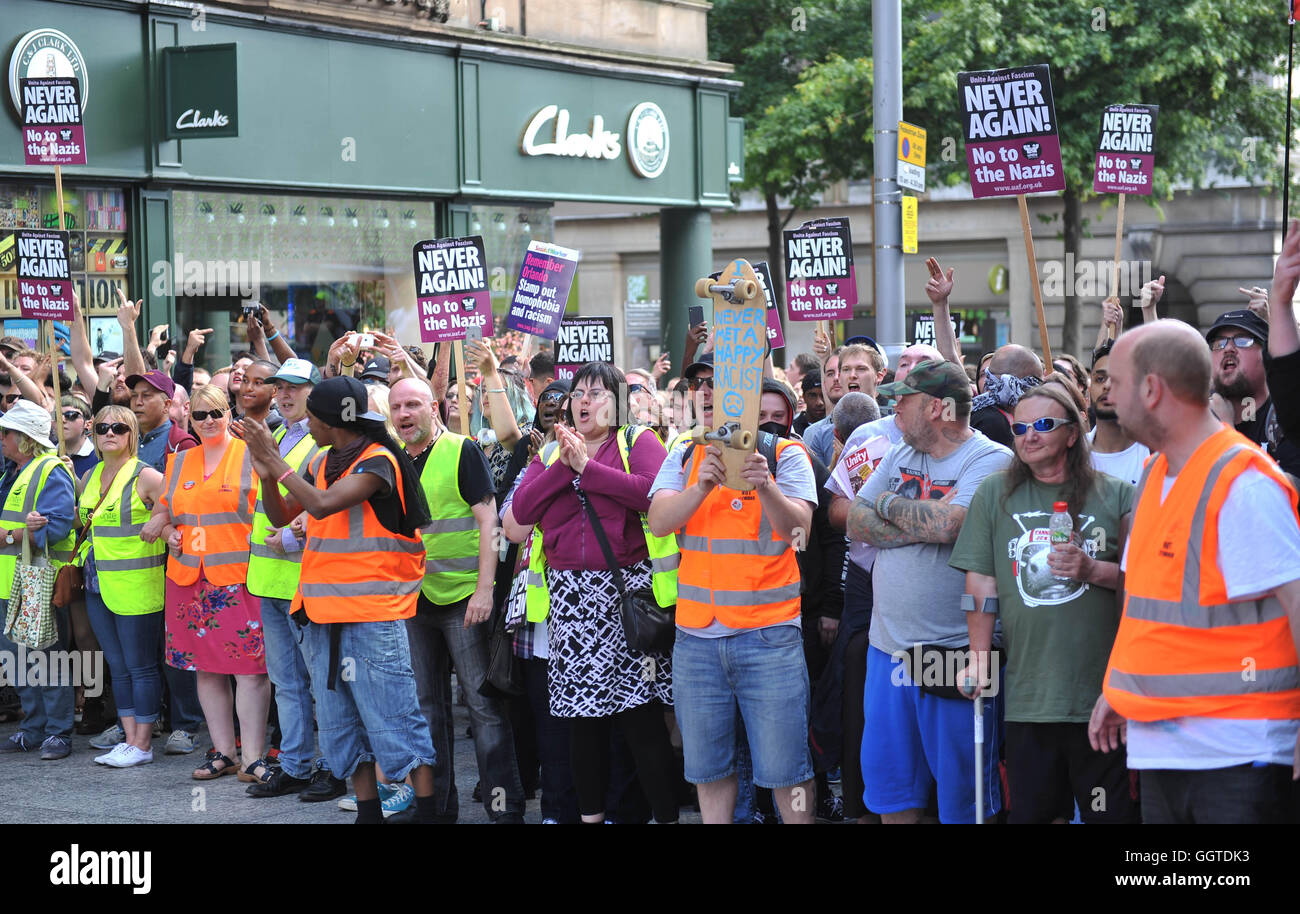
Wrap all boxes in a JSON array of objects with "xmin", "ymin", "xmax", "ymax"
[
  {"xmin": 577, "ymin": 488, "xmax": 675, "ymax": 655},
  {"xmin": 479, "ymin": 600, "xmax": 525, "ymax": 699}
]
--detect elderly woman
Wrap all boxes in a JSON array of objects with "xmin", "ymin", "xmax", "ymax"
[
  {"xmin": 950, "ymin": 384, "xmax": 1136, "ymax": 824},
  {"xmin": 78, "ymin": 406, "xmax": 167, "ymax": 767},
  {"xmin": 0, "ymin": 401, "xmax": 78, "ymax": 759},
  {"xmin": 506, "ymin": 362, "xmax": 679, "ymax": 824},
  {"xmin": 142, "ymin": 383, "xmax": 271, "ymax": 782}
]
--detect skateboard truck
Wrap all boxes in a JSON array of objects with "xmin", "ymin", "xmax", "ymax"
[
  {"xmin": 691, "ymin": 421, "xmax": 754, "ymax": 450},
  {"xmin": 694, "ymin": 276, "xmax": 759, "ymax": 304}
]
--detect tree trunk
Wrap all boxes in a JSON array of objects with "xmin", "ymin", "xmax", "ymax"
[
  {"xmin": 1061, "ymin": 188, "xmax": 1082, "ymax": 359},
  {"xmin": 765, "ymin": 189, "xmax": 786, "ymax": 366}
]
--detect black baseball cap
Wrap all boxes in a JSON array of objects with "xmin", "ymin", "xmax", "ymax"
[
  {"xmin": 877, "ymin": 359, "xmax": 972, "ymax": 403},
  {"xmin": 360, "ymin": 355, "xmax": 391, "ymax": 383},
  {"xmin": 684, "ymin": 352, "xmax": 714, "ymax": 379},
  {"xmin": 801, "ymin": 369, "xmax": 822, "ymax": 394},
  {"xmin": 1205, "ymin": 309, "xmax": 1268, "ymax": 346}
]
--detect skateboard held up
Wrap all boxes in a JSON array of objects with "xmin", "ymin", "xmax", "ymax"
[{"xmin": 694, "ymin": 258, "xmax": 766, "ymax": 490}]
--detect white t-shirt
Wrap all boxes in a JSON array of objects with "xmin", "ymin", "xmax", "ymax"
[
  {"xmin": 1122, "ymin": 467, "xmax": 1300, "ymax": 769},
  {"xmin": 1086, "ymin": 428, "xmax": 1151, "ymax": 486}
]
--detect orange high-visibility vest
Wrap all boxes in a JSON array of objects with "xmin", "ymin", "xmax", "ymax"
[
  {"xmin": 675, "ymin": 439, "xmax": 806, "ymax": 629},
  {"xmin": 292, "ymin": 443, "xmax": 426, "ymax": 624},
  {"xmin": 163, "ymin": 439, "xmax": 255, "ymax": 587},
  {"xmin": 1104, "ymin": 426, "xmax": 1300, "ymax": 721}
]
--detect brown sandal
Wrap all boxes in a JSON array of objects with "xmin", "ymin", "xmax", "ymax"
[{"xmin": 193, "ymin": 748, "xmax": 237, "ymax": 780}]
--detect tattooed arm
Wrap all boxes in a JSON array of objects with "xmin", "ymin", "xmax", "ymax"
[
  {"xmin": 878, "ymin": 494, "xmax": 967, "ymax": 545},
  {"xmin": 846, "ymin": 498, "xmax": 923, "ymax": 548}
]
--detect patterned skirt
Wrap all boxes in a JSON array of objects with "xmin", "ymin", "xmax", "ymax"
[
  {"xmin": 164, "ymin": 574, "xmax": 267, "ymax": 675},
  {"xmin": 546, "ymin": 560, "xmax": 672, "ymax": 718}
]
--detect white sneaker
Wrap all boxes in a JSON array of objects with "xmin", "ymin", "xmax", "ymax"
[
  {"xmin": 94, "ymin": 742, "xmax": 130, "ymax": 765},
  {"xmin": 103, "ymin": 745, "xmax": 153, "ymax": 768}
]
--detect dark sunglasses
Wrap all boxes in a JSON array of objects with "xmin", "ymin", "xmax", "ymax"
[
  {"xmin": 191, "ymin": 409, "xmax": 227, "ymax": 422},
  {"xmin": 627, "ymin": 383, "xmax": 649, "ymax": 395},
  {"xmin": 1011, "ymin": 417, "xmax": 1075, "ymax": 436},
  {"xmin": 687, "ymin": 377, "xmax": 715, "ymax": 391},
  {"xmin": 62, "ymin": 410, "xmax": 86, "ymax": 422},
  {"xmin": 95, "ymin": 422, "xmax": 131, "ymax": 436},
  {"xmin": 1208, "ymin": 335, "xmax": 1260, "ymax": 351},
  {"xmin": 2, "ymin": 394, "xmax": 19, "ymax": 405},
  {"xmin": 539, "ymin": 392, "xmax": 566, "ymax": 406}
]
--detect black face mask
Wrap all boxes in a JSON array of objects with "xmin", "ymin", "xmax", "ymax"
[{"xmin": 758, "ymin": 421, "xmax": 789, "ymax": 439}]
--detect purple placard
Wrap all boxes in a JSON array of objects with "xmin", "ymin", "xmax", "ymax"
[
  {"xmin": 753, "ymin": 261, "xmax": 785, "ymax": 350},
  {"xmin": 413, "ymin": 236, "xmax": 491, "ymax": 343},
  {"xmin": 959, "ymin": 65, "xmax": 1064, "ymax": 199},
  {"xmin": 554, "ymin": 316, "xmax": 614, "ymax": 380},
  {"xmin": 20, "ymin": 77, "xmax": 87, "ymax": 167},
  {"xmin": 16, "ymin": 230, "xmax": 74, "ymax": 320},
  {"xmin": 1093, "ymin": 104, "xmax": 1158, "ymax": 196},
  {"xmin": 783, "ymin": 219, "xmax": 857, "ymax": 321},
  {"xmin": 505, "ymin": 240, "xmax": 581, "ymax": 341}
]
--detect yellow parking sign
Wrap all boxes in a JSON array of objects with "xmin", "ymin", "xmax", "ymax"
[
  {"xmin": 902, "ymin": 196, "xmax": 918, "ymax": 254},
  {"xmin": 898, "ymin": 121, "xmax": 927, "ymax": 193}
]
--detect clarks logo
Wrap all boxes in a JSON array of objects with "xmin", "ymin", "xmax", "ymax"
[{"xmin": 174, "ymin": 108, "xmax": 229, "ymax": 131}]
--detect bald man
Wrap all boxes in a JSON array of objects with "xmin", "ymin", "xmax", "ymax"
[
  {"xmin": 1089, "ymin": 320, "xmax": 1300, "ymax": 824},
  {"xmin": 969, "ymin": 344, "xmax": 1045, "ymax": 449}
]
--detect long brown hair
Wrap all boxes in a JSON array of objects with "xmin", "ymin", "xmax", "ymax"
[{"xmin": 1000, "ymin": 384, "xmax": 1096, "ymax": 521}]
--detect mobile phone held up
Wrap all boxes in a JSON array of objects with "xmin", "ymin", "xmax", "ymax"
[
  {"xmin": 241, "ymin": 301, "xmax": 259, "ymax": 321},
  {"xmin": 688, "ymin": 304, "xmax": 705, "ymax": 329},
  {"xmin": 356, "ymin": 333, "xmax": 375, "ymax": 350},
  {"xmin": 465, "ymin": 323, "xmax": 483, "ymax": 344}
]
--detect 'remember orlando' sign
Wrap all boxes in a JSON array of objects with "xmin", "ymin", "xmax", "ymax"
[
  {"xmin": 413, "ymin": 236, "xmax": 491, "ymax": 343},
  {"xmin": 505, "ymin": 241, "xmax": 581, "ymax": 341},
  {"xmin": 958, "ymin": 65, "xmax": 1064, "ymax": 198},
  {"xmin": 19, "ymin": 77, "xmax": 87, "ymax": 167},
  {"xmin": 783, "ymin": 218, "xmax": 857, "ymax": 322},
  {"xmin": 1092, "ymin": 104, "xmax": 1158, "ymax": 195}
]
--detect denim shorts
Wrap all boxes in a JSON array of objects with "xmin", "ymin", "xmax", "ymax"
[
  {"xmin": 672, "ymin": 624, "xmax": 814, "ymax": 789},
  {"xmin": 299, "ymin": 618, "xmax": 436, "ymax": 783}
]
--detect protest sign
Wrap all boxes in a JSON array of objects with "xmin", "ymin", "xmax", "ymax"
[
  {"xmin": 16, "ymin": 230, "xmax": 74, "ymax": 320},
  {"xmin": 958, "ymin": 65, "xmax": 1064, "ymax": 198},
  {"xmin": 20, "ymin": 78, "xmax": 87, "ymax": 167},
  {"xmin": 505, "ymin": 240, "xmax": 580, "ymax": 341},
  {"xmin": 897, "ymin": 121, "xmax": 927, "ymax": 193},
  {"xmin": 1093, "ymin": 104, "xmax": 1158, "ymax": 195},
  {"xmin": 554, "ymin": 316, "xmax": 614, "ymax": 379},
  {"xmin": 831, "ymin": 433, "xmax": 891, "ymax": 500},
  {"xmin": 709, "ymin": 262, "xmax": 785, "ymax": 350},
  {"xmin": 783, "ymin": 218, "xmax": 856, "ymax": 322},
  {"xmin": 911, "ymin": 311, "xmax": 961, "ymax": 346},
  {"xmin": 413, "ymin": 236, "xmax": 491, "ymax": 343}
]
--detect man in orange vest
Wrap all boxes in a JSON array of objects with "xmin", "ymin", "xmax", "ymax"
[
  {"xmin": 1089, "ymin": 319, "xmax": 1300, "ymax": 824},
  {"xmin": 648, "ymin": 354, "xmax": 819, "ymax": 824}
]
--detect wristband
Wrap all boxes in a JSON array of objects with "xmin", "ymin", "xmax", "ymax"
[
  {"xmin": 276, "ymin": 468, "xmax": 295, "ymax": 485},
  {"xmin": 266, "ymin": 330, "xmax": 280, "ymax": 343},
  {"xmin": 875, "ymin": 490, "xmax": 898, "ymax": 519},
  {"xmin": 485, "ymin": 387, "xmax": 506, "ymax": 394},
  {"xmin": 340, "ymin": 358, "xmax": 356, "ymax": 368}
]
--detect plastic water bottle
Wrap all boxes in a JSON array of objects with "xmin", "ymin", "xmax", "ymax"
[{"xmin": 1049, "ymin": 501, "xmax": 1072, "ymax": 582}]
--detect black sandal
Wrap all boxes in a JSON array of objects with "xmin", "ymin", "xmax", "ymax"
[
  {"xmin": 239, "ymin": 757, "xmax": 274, "ymax": 784},
  {"xmin": 193, "ymin": 748, "xmax": 238, "ymax": 780}
]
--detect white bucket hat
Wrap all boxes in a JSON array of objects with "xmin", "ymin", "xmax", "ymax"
[{"xmin": 0, "ymin": 400, "xmax": 56, "ymax": 450}]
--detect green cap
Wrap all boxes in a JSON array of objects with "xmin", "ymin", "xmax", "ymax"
[{"xmin": 877, "ymin": 359, "xmax": 972, "ymax": 402}]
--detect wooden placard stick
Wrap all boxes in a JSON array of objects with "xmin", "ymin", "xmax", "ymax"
[
  {"xmin": 453, "ymin": 340, "xmax": 469, "ymax": 436},
  {"xmin": 1107, "ymin": 193, "xmax": 1126, "ymax": 340},
  {"xmin": 51, "ymin": 164, "xmax": 68, "ymax": 454},
  {"xmin": 1016, "ymin": 194, "xmax": 1053, "ymax": 366}
]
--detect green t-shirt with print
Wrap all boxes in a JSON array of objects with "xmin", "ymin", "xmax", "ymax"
[{"xmin": 949, "ymin": 471, "xmax": 1134, "ymax": 723}]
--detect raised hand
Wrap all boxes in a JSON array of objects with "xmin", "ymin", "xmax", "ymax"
[
  {"xmin": 114, "ymin": 287, "xmax": 142, "ymax": 329},
  {"xmin": 924, "ymin": 257, "xmax": 955, "ymax": 306}
]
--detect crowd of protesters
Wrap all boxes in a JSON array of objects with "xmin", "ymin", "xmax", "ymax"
[{"xmin": 2, "ymin": 222, "xmax": 1300, "ymax": 827}]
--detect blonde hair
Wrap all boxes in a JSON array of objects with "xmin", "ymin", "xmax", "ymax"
[
  {"xmin": 92, "ymin": 405, "xmax": 139, "ymax": 459},
  {"xmin": 368, "ymin": 385, "xmax": 399, "ymax": 440},
  {"xmin": 191, "ymin": 383, "xmax": 230, "ymax": 415},
  {"xmin": 16, "ymin": 434, "xmax": 52, "ymax": 458}
]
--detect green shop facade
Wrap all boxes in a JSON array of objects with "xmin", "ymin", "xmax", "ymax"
[{"xmin": 1, "ymin": 0, "xmax": 740, "ymax": 369}]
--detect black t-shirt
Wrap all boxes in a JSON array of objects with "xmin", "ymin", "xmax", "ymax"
[
  {"xmin": 1236, "ymin": 394, "xmax": 1300, "ymax": 478},
  {"xmin": 971, "ymin": 404, "xmax": 1015, "ymax": 450},
  {"xmin": 409, "ymin": 436, "xmax": 495, "ymax": 508},
  {"xmin": 303, "ymin": 448, "xmax": 408, "ymax": 537}
]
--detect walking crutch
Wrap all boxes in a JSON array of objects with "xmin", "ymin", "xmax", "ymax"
[{"xmin": 961, "ymin": 594, "xmax": 998, "ymax": 825}]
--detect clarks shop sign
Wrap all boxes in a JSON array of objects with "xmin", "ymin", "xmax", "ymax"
[
  {"xmin": 162, "ymin": 44, "xmax": 238, "ymax": 139},
  {"xmin": 521, "ymin": 101, "xmax": 669, "ymax": 179}
]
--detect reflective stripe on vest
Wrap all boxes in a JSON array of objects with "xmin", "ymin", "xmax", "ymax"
[
  {"xmin": 523, "ymin": 426, "xmax": 678, "ymax": 623},
  {"xmin": 675, "ymin": 438, "xmax": 804, "ymax": 629},
  {"xmin": 79, "ymin": 458, "xmax": 165, "ymax": 615},
  {"xmin": 246, "ymin": 428, "xmax": 321, "ymax": 600},
  {"xmin": 294, "ymin": 443, "xmax": 426, "ymax": 624},
  {"xmin": 416, "ymin": 431, "xmax": 480, "ymax": 605},
  {"xmin": 0, "ymin": 455, "xmax": 76, "ymax": 599},
  {"xmin": 163, "ymin": 441, "xmax": 255, "ymax": 586},
  {"xmin": 1104, "ymin": 431, "xmax": 1300, "ymax": 720}
]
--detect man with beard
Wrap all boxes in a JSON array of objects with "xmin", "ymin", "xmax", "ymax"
[
  {"xmin": 1205, "ymin": 309, "xmax": 1300, "ymax": 477},
  {"xmin": 1087, "ymin": 340, "xmax": 1151, "ymax": 485}
]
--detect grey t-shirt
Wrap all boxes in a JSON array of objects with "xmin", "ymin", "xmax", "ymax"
[{"xmin": 856, "ymin": 431, "xmax": 1013, "ymax": 654}]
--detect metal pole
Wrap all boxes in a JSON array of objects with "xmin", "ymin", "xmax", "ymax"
[
  {"xmin": 1285, "ymin": 19, "xmax": 1295, "ymax": 225},
  {"xmin": 872, "ymin": 0, "xmax": 905, "ymax": 368}
]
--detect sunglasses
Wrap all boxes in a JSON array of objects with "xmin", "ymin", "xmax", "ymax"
[
  {"xmin": 1208, "ymin": 335, "xmax": 1260, "ymax": 351},
  {"xmin": 627, "ymin": 384, "xmax": 649, "ymax": 395},
  {"xmin": 1011, "ymin": 417, "xmax": 1075, "ymax": 436},
  {"xmin": 687, "ymin": 377, "xmax": 715, "ymax": 391},
  {"xmin": 2, "ymin": 394, "xmax": 19, "ymax": 405},
  {"xmin": 191, "ymin": 409, "xmax": 227, "ymax": 422},
  {"xmin": 95, "ymin": 422, "xmax": 131, "ymax": 436},
  {"xmin": 539, "ymin": 393, "xmax": 566, "ymax": 406},
  {"xmin": 62, "ymin": 410, "xmax": 86, "ymax": 422}
]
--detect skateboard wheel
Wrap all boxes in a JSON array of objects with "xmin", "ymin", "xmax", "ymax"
[
  {"xmin": 734, "ymin": 429, "xmax": 754, "ymax": 449},
  {"xmin": 694, "ymin": 278, "xmax": 712, "ymax": 299},
  {"xmin": 738, "ymin": 280, "xmax": 757, "ymax": 300}
]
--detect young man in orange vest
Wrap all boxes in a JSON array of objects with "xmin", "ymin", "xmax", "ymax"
[
  {"xmin": 1089, "ymin": 317, "xmax": 1300, "ymax": 824},
  {"xmin": 243, "ymin": 376, "xmax": 438, "ymax": 824},
  {"xmin": 648, "ymin": 355, "xmax": 819, "ymax": 824}
]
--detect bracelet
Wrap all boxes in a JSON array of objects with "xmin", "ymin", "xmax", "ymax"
[
  {"xmin": 340, "ymin": 358, "xmax": 356, "ymax": 368},
  {"xmin": 276, "ymin": 468, "xmax": 294, "ymax": 485},
  {"xmin": 266, "ymin": 330, "xmax": 280, "ymax": 343},
  {"xmin": 875, "ymin": 490, "xmax": 898, "ymax": 519},
  {"xmin": 485, "ymin": 387, "xmax": 506, "ymax": 394}
]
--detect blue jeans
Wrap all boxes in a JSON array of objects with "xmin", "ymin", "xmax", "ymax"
[
  {"xmin": 261, "ymin": 597, "xmax": 319, "ymax": 779},
  {"xmin": 407, "ymin": 594, "xmax": 525, "ymax": 822},
  {"xmin": 673, "ymin": 624, "xmax": 815, "ymax": 789},
  {"xmin": 299, "ymin": 618, "xmax": 435, "ymax": 782},
  {"xmin": 0, "ymin": 599, "xmax": 75, "ymax": 741},
  {"xmin": 84, "ymin": 591, "xmax": 161, "ymax": 724},
  {"xmin": 159, "ymin": 611, "xmax": 204, "ymax": 733}
]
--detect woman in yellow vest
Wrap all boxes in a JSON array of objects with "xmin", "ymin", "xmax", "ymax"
[
  {"xmin": 77, "ymin": 406, "xmax": 167, "ymax": 768},
  {"xmin": 508, "ymin": 362, "xmax": 680, "ymax": 824},
  {"xmin": 141, "ymin": 383, "xmax": 270, "ymax": 783},
  {"xmin": 0, "ymin": 401, "xmax": 78, "ymax": 760}
]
